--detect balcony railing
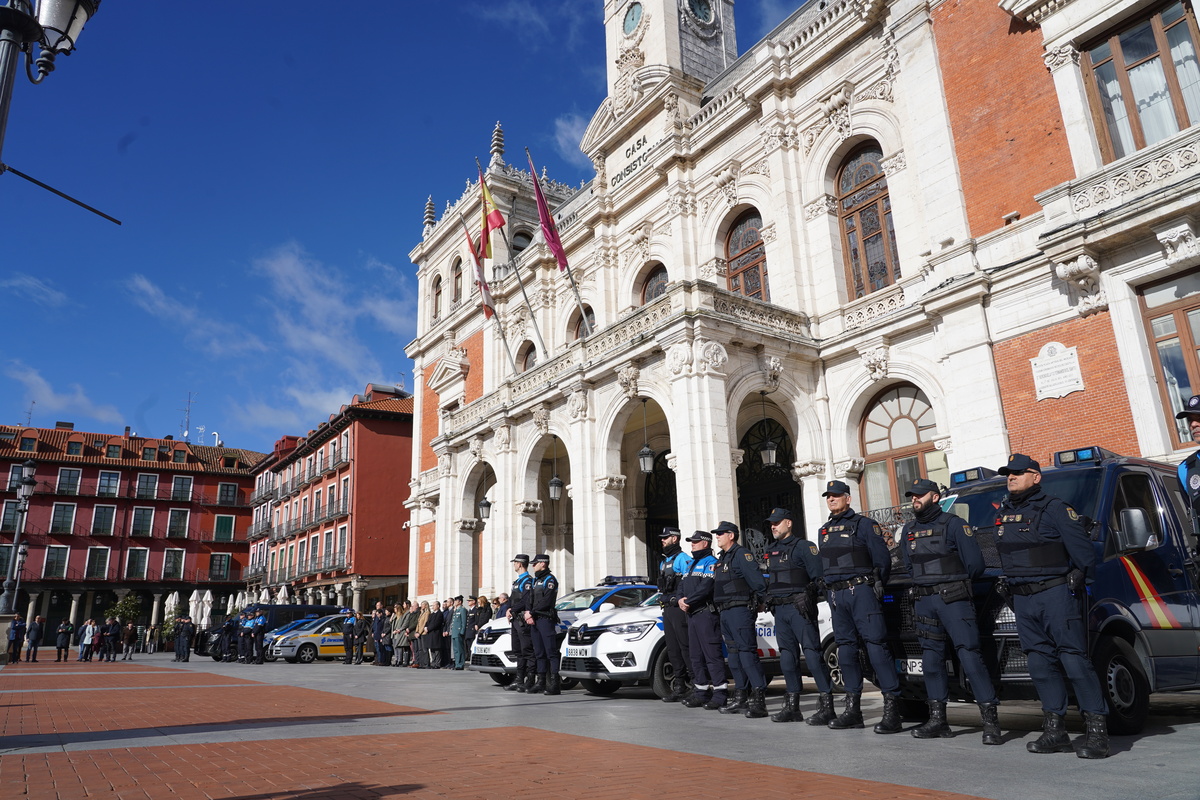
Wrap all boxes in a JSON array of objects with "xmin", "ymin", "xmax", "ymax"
[
  {"xmin": 90, "ymin": 522, "xmax": 117, "ymax": 537},
  {"xmin": 129, "ymin": 525, "xmax": 159, "ymax": 538},
  {"xmin": 195, "ymin": 568, "xmax": 242, "ymax": 583},
  {"xmin": 165, "ymin": 525, "xmax": 192, "ymax": 539}
]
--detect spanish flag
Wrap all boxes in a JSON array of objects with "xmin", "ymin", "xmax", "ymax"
[{"xmin": 478, "ymin": 167, "xmax": 505, "ymax": 259}]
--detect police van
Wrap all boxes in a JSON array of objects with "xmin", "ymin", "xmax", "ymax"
[{"xmin": 882, "ymin": 446, "xmax": 1200, "ymax": 734}]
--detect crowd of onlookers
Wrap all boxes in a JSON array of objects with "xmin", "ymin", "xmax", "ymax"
[
  {"xmin": 350, "ymin": 593, "xmax": 510, "ymax": 670},
  {"xmin": 5, "ymin": 613, "xmax": 150, "ymax": 663}
]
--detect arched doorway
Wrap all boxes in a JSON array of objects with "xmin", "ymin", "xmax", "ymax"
[
  {"xmin": 644, "ymin": 449, "xmax": 678, "ymax": 581},
  {"xmin": 736, "ymin": 418, "xmax": 800, "ymax": 556},
  {"xmin": 470, "ymin": 463, "xmax": 497, "ymax": 594}
]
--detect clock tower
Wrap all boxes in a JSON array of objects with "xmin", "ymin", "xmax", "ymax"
[{"xmin": 603, "ymin": 0, "xmax": 737, "ymax": 115}]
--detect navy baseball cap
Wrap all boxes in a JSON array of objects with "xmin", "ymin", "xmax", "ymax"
[
  {"xmin": 998, "ymin": 453, "xmax": 1041, "ymax": 475},
  {"xmin": 822, "ymin": 479, "xmax": 851, "ymax": 497},
  {"xmin": 659, "ymin": 527, "xmax": 682, "ymax": 539},
  {"xmin": 1177, "ymin": 395, "xmax": 1200, "ymax": 418},
  {"xmin": 533, "ymin": 553, "xmax": 550, "ymax": 563},
  {"xmin": 511, "ymin": 554, "xmax": 530, "ymax": 565},
  {"xmin": 341, "ymin": 608, "xmax": 353, "ymax": 614},
  {"xmin": 765, "ymin": 507, "xmax": 793, "ymax": 524},
  {"xmin": 711, "ymin": 521, "xmax": 739, "ymax": 536},
  {"xmin": 904, "ymin": 478, "xmax": 940, "ymax": 497},
  {"xmin": 686, "ymin": 531, "xmax": 712, "ymax": 543}
]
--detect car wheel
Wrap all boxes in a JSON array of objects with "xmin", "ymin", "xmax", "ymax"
[
  {"xmin": 490, "ymin": 673, "xmax": 515, "ymax": 686},
  {"xmin": 559, "ymin": 677, "xmax": 578, "ymax": 691},
  {"xmin": 296, "ymin": 644, "xmax": 318, "ymax": 664},
  {"xmin": 580, "ymin": 679, "xmax": 621, "ymax": 696},
  {"xmin": 651, "ymin": 646, "xmax": 673, "ymax": 699},
  {"xmin": 822, "ymin": 639, "xmax": 845, "ymax": 693},
  {"xmin": 265, "ymin": 655, "xmax": 278, "ymax": 663},
  {"xmin": 1093, "ymin": 636, "xmax": 1149, "ymax": 735}
]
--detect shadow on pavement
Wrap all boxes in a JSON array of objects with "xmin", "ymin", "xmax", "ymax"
[{"xmin": 224, "ymin": 783, "xmax": 426, "ymax": 799}]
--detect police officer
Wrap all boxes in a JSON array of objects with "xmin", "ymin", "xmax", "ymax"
[
  {"xmin": 676, "ymin": 531, "xmax": 728, "ymax": 710},
  {"xmin": 238, "ymin": 610, "xmax": 254, "ymax": 663},
  {"xmin": 341, "ymin": 608, "xmax": 356, "ymax": 665},
  {"xmin": 657, "ymin": 527, "xmax": 693, "ymax": 703},
  {"xmin": 818, "ymin": 479, "xmax": 902, "ymax": 733},
  {"xmin": 220, "ymin": 614, "xmax": 238, "ymax": 662},
  {"xmin": 763, "ymin": 507, "xmax": 834, "ymax": 725},
  {"xmin": 711, "ymin": 521, "xmax": 768, "ymax": 719},
  {"xmin": 898, "ymin": 478, "xmax": 1000, "ymax": 744},
  {"xmin": 1175, "ymin": 395, "xmax": 1200, "ymax": 532},
  {"xmin": 505, "ymin": 554, "xmax": 536, "ymax": 692},
  {"xmin": 995, "ymin": 453, "xmax": 1109, "ymax": 759},
  {"xmin": 176, "ymin": 616, "xmax": 195, "ymax": 663},
  {"xmin": 525, "ymin": 554, "xmax": 561, "ymax": 695},
  {"xmin": 252, "ymin": 609, "xmax": 267, "ymax": 664}
]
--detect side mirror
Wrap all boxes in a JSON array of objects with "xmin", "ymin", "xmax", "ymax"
[
  {"xmin": 596, "ymin": 602, "xmax": 615, "ymax": 613},
  {"xmin": 1115, "ymin": 507, "xmax": 1155, "ymax": 553}
]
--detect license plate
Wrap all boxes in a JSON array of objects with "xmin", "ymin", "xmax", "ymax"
[
  {"xmin": 566, "ymin": 647, "xmax": 589, "ymax": 658},
  {"xmin": 898, "ymin": 658, "xmax": 923, "ymax": 675},
  {"xmin": 474, "ymin": 645, "xmax": 491, "ymax": 655}
]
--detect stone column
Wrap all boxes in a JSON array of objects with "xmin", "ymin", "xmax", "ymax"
[
  {"xmin": 24, "ymin": 592, "xmax": 40, "ymax": 624},
  {"xmin": 69, "ymin": 592, "xmax": 82, "ymax": 626},
  {"xmin": 351, "ymin": 579, "xmax": 365, "ymax": 612}
]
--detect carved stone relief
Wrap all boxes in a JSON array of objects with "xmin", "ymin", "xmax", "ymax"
[
  {"xmin": 834, "ymin": 458, "xmax": 866, "ymax": 479},
  {"xmin": 1053, "ymin": 253, "xmax": 1108, "ymax": 317}
]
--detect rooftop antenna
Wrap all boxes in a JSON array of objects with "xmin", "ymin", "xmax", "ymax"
[
  {"xmin": 180, "ymin": 391, "xmax": 197, "ymax": 441},
  {"xmin": 196, "ymin": 425, "xmax": 206, "ymax": 444},
  {"xmin": 24, "ymin": 401, "xmax": 35, "ymax": 426},
  {"xmin": 396, "ymin": 372, "xmax": 407, "ymax": 393}
]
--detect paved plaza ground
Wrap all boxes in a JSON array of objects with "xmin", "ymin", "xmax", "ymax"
[{"xmin": 1, "ymin": 652, "xmax": 1197, "ymax": 799}]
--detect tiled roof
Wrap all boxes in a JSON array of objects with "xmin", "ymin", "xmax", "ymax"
[
  {"xmin": 353, "ymin": 396, "xmax": 414, "ymax": 414},
  {"xmin": 0, "ymin": 425, "xmax": 267, "ymax": 475}
]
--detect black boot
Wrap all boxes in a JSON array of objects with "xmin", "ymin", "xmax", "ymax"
[
  {"xmin": 828, "ymin": 692, "xmax": 865, "ymax": 729},
  {"xmin": 744, "ymin": 687, "xmax": 768, "ymax": 719},
  {"xmin": 911, "ymin": 700, "xmax": 952, "ymax": 739},
  {"xmin": 806, "ymin": 693, "xmax": 836, "ymax": 726},
  {"xmin": 703, "ymin": 691, "xmax": 728, "ymax": 711},
  {"xmin": 979, "ymin": 702, "xmax": 1002, "ymax": 746},
  {"xmin": 1076, "ymin": 712, "xmax": 1110, "ymax": 759},
  {"xmin": 1026, "ymin": 711, "xmax": 1072, "ymax": 754},
  {"xmin": 874, "ymin": 694, "xmax": 903, "ymax": 734},
  {"xmin": 771, "ymin": 692, "xmax": 803, "ymax": 723},
  {"xmin": 544, "ymin": 672, "xmax": 561, "ymax": 696},
  {"xmin": 505, "ymin": 669, "xmax": 524, "ymax": 691},
  {"xmin": 530, "ymin": 673, "xmax": 546, "ymax": 694},
  {"xmin": 682, "ymin": 688, "xmax": 709, "ymax": 708},
  {"xmin": 718, "ymin": 689, "xmax": 749, "ymax": 714},
  {"xmin": 662, "ymin": 675, "xmax": 682, "ymax": 703}
]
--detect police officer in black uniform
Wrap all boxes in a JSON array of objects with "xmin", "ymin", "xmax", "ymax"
[
  {"xmin": 898, "ymin": 478, "xmax": 1000, "ymax": 744},
  {"xmin": 525, "ymin": 554, "xmax": 561, "ymax": 695},
  {"xmin": 238, "ymin": 611, "xmax": 254, "ymax": 663},
  {"xmin": 818, "ymin": 479, "xmax": 903, "ymax": 733},
  {"xmin": 506, "ymin": 554, "xmax": 536, "ymax": 692},
  {"xmin": 676, "ymin": 531, "xmax": 728, "ymax": 710},
  {"xmin": 252, "ymin": 609, "xmax": 267, "ymax": 664},
  {"xmin": 763, "ymin": 507, "xmax": 834, "ymax": 725},
  {"xmin": 657, "ymin": 527, "xmax": 693, "ymax": 703},
  {"xmin": 995, "ymin": 453, "xmax": 1109, "ymax": 759},
  {"xmin": 1175, "ymin": 395, "xmax": 1200, "ymax": 534},
  {"xmin": 220, "ymin": 614, "xmax": 238, "ymax": 662},
  {"xmin": 341, "ymin": 608, "xmax": 356, "ymax": 665},
  {"xmin": 711, "ymin": 521, "xmax": 769, "ymax": 719}
]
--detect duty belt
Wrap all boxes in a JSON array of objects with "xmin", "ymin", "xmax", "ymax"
[
  {"xmin": 910, "ymin": 581, "xmax": 968, "ymax": 597},
  {"xmin": 826, "ymin": 575, "xmax": 875, "ymax": 592},
  {"xmin": 1008, "ymin": 576, "xmax": 1068, "ymax": 596},
  {"xmin": 716, "ymin": 600, "xmax": 750, "ymax": 611},
  {"xmin": 766, "ymin": 592, "xmax": 808, "ymax": 608}
]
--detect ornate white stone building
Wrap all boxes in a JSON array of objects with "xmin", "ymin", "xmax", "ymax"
[{"xmin": 405, "ymin": 0, "xmax": 1200, "ymax": 599}]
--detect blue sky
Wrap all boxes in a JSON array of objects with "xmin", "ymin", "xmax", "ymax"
[{"xmin": 0, "ymin": 1, "xmax": 795, "ymax": 454}]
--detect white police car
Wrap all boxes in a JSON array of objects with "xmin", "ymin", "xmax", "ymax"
[
  {"xmin": 559, "ymin": 594, "xmax": 836, "ymax": 696},
  {"xmin": 272, "ymin": 614, "xmax": 357, "ymax": 663},
  {"xmin": 469, "ymin": 576, "xmax": 657, "ymax": 686}
]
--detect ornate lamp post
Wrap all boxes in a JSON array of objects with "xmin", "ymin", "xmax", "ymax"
[{"xmin": 1, "ymin": 459, "xmax": 37, "ymax": 615}]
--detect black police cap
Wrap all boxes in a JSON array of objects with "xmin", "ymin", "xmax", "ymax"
[
  {"xmin": 711, "ymin": 521, "xmax": 739, "ymax": 536},
  {"xmin": 659, "ymin": 527, "xmax": 682, "ymax": 539},
  {"xmin": 1177, "ymin": 394, "xmax": 1200, "ymax": 418},
  {"xmin": 686, "ymin": 530, "xmax": 712, "ymax": 543},
  {"xmin": 765, "ymin": 507, "xmax": 793, "ymax": 523},
  {"xmin": 511, "ymin": 554, "xmax": 530, "ymax": 565},
  {"xmin": 822, "ymin": 479, "xmax": 851, "ymax": 497},
  {"xmin": 904, "ymin": 478, "xmax": 940, "ymax": 497},
  {"xmin": 533, "ymin": 553, "xmax": 550, "ymax": 563},
  {"xmin": 998, "ymin": 453, "xmax": 1041, "ymax": 475}
]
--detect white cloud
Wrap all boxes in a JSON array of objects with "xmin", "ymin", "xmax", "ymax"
[
  {"xmin": 5, "ymin": 361, "xmax": 124, "ymax": 426},
  {"xmin": 124, "ymin": 274, "xmax": 267, "ymax": 357},
  {"xmin": 553, "ymin": 113, "xmax": 592, "ymax": 169},
  {"xmin": 1, "ymin": 274, "xmax": 68, "ymax": 307}
]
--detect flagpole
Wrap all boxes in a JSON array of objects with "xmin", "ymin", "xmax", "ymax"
[
  {"xmin": 476, "ymin": 158, "xmax": 550, "ymax": 360},
  {"xmin": 526, "ymin": 148, "xmax": 592, "ymax": 338},
  {"xmin": 459, "ymin": 212, "xmax": 518, "ymax": 375}
]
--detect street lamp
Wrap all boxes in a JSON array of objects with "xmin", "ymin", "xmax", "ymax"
[
  {"xmin": 477, "ymin": 496, "xmax": 491, "ymax": 520},
  {"xmin": 548, "ymin": 435, "xmax": 563, "ymax": 502},
  {"xmin": 1, "ymin": 459, "xmax": 37, "ymax": 615},
  {"xmin": 0, "ymin": 1, "xmax": 101, "ymax": 162},
  {"xmin": 638, "ymin": 398, "xmax": 655, "ymax": 474},
  {"xmin": 757, "ymin": 391, "xmax": 778, "ymax": 467}
]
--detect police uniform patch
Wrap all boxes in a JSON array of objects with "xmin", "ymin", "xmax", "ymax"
[
  {"xmin": 1190, "ymin": 474, "xmax": 1200, "ymax": 491},
  {"xmin": 1066, "ymin": 507, "xmax": 1079, "ymax": 521},
  {"xmin": 808, "ymin": 543, "xmax": 818, "ymax": 555},
  {"xmin": 744, "ymin": 553, "xmax": 754, "ymax": 562}
]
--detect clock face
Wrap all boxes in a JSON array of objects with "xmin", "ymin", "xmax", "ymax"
[
  {"xmin": 688, "ymin": 0, "xmax": 714, "ymax": 23},
  {"xmin": 623, "ymin": 2, "xmax": 642, "ymax": 34}
]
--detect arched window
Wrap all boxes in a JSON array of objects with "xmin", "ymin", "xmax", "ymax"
[
  {"xmin": 431, "ymin": 276, "xmax": 443, "ymax": 321},
  {"xmin": 641, "ymin": 264, "xmax": 669, "ymax": 304},
  {"xmin": 511, "ymin": 230, "xmax": 533, "ymax": 253},
  {"xmin": 859, "ymin": 384, "xmax": 948, "ymax": 511},
  {"xmin": 573, "ymin": 306, "xmax": 596, "ymax": 340},
  {"xmin": 520, "ymin": 342, "xmax": 538, "ymax": 372},
  {"xmin": 452, "ymin": 259, "xmax": 463, "ymax": 303},
  {"xmin": 838, "ymin": 142, "xmax": 900, "ymax": 299},
  {"xmin": 725, "ymin": 210, "xmax": 770, "ymax": 302}
]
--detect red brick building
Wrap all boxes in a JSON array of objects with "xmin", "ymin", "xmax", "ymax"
[
  {"xmin": 0, "ymin": 423, "xmax": 264, "ymax": 628},
  {"xmin": 246, "ymin": 384, "xmax": 413, "ymax": 610}
]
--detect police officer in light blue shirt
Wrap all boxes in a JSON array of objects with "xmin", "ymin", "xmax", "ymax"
[
  {"xmin": 252, "ymin": 609, "xmax": 267, "ymax": 664},
  {"xmin": 676, "ymin": 532, "xmax": 727, "ymax": 710}
]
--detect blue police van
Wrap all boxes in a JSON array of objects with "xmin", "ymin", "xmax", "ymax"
[{"xmin": 880, "ymin": 446, "xmax": 1200, "ymax": 734}]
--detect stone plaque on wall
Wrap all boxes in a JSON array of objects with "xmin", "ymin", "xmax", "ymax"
[{"xmin": 1031, "ymin": 342, "xmax": 1084, "ymax": 400}]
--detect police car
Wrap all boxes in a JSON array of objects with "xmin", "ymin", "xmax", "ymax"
[
  {"xmin": 272, "ymin": 614, "xmax": 360, "ymax": 663},
  {"xmin": 559, "ymin": 593, "xmax": 834, "ymax": 696},
  {"xmin": 469, "ymin": 576, "xmax": 657, "ymax": 686},
  {"xmin": 881, "ymin": 446, "xmax": 1200, "ymax": 734}
]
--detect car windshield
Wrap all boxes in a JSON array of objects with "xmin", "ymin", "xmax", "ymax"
[
  {"xmin": 640, "ymin": 592, "xmax": 662, "ymax": 606},
  {"xmin": 267, "ymin": 619, "xmax": 311, "ymax": 637},
  {"xmin": 555, "ymin": 588, "xmax": 612, "ymax": 611},
  {"xmin": 292, "ymin": 616, "xmax": 335, "ymax": 633}
]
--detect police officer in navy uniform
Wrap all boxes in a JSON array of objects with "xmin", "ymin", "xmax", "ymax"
[
  {"xmin": 1175, "ymin": 395, "xmax": 1200, "ymax": 534},
  {"xmin": 525, "ymin": 554, "xmax": 561, "ymax": 695},
  {"xmin": 818, "ymin": 479, "xmax": 903, "ymax": 733},
  {"xmin": 657, "ymin": 527, "xmax": 693, "ymax": 703},
  {"xmin": 676, "ymin": 532, "xmax": 728, "ymax": 710},
  {"xmin": 238, "ymin": 611, "xmax": 254, "ymax": 663},
  {"xmin": 341, "ymin": 608, "xmax": 356, "ymax": 665},
  {"xmin": 220, "ymin": 614, "xmax": 238, "ymax": 662},
  {"xmin": 898, "ymin": 478, "xmax": 1000, "ymax": 744},
  {"xmin": 506, "ymin": 554, "xmax": 536, "ymax": 692},
  {"xmin": 995, "ymin": 453, "xmax": 1109, "ymax": 759},
  {"xmin": 711, "ymin": 521, "xmax": 769, "ymax": 719},
  {"xmin": 252, "ymin": 609, "xmax": 267, "ymax": 664},
  {"xmin": 763, "ymin": 507, "xmax": 834, "ymax": 725}
]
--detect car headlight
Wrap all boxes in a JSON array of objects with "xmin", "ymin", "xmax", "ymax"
[
  {"xmin": 278, "ymin": 636, "xmax": 296, "ymax": 646},
  {"xmin": 608, "ymin": 621, "xmax": 654, "ymax": 640}
]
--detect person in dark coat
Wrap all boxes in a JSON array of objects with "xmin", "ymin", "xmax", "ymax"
[
  {"xmin": 176, "ymin": 616, "xmax": 196, "ymax": 662},
  {"xmin": 24, "ymin": 616, "xmax": 43, "ymax": 662},
  {"xmin": 353, "ymin": 612, "xmax": 370, "ymax": 664},
  {"xmin": 440, "ymin": 600, "xmax": 453, "ymax": 668},
  {"xmin": 8, "ymin": 614, "xmax": 26, "ymax": 665},
  {"xmin": 55, "ymin": 619, "xmax": 74, "ymax": 662},
  {"xmin": 422, "ymin": 602, "xmax": 444, "ymax": 669},
  {"xmin": 101, "ymin": 617, "xmax": 122, "ymax": 663}
]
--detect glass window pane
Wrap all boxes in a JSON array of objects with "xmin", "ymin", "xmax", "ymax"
[
  {"xmin": 890, "ymin": 417, "xmax": 919, "ymax": 448},
  {"xmin": 893, "ymin": 456, "xmax": 922, "ymax": 497},
  {"xmin": 1157, "ymin": 336, "xmax": 1194, "ymax": 440},
  {"xmin": 1091, "ymin": 40, "xmax": 1113, "ymax": 64},
  {"xmin": 1188, "ymin": 308, "xmax": 1200, "ymax": 344},
  {"xmin": 1163, "ymin": 2, "xmax": 1184, "ymax": 25},
  {"xmin": 1121, "ymin": 20, "xmax": 1161, "ymax": 63},
  {"xmin": 924, "ymin": 449, "xmax": 950, "ymax": 490},
  {"xmin": 1152, "ymin": 313, "xmax": 1179, "ymax": 337},
  {"xmin": 1168, "ymin": 22, "xmax": 1200, "ymax": 124},
  {"xmin": 1095, "ymin": 60, "xmax": 1137, "ymax": 158},
  {"xmin": 1129, "ymin": 56, "xmax": 1180, "ymax": 145},
  {"xmin": 863, "ymin": 461, "xmax": 890, "ymax": 511}
]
